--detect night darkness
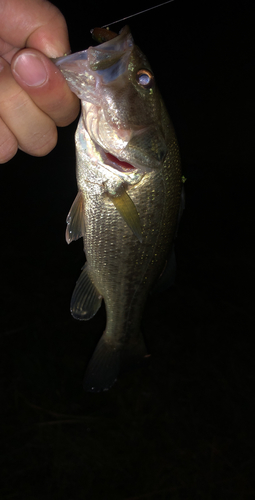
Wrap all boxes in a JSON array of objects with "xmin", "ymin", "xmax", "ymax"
[{"xmin": 1, "ymin": 0, "xmax": 255, "ymax": 498}]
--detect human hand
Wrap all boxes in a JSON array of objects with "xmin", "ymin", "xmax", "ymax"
[{"xmin": 0, "ymin": 0, "xmax": 80, "ymax": 163}]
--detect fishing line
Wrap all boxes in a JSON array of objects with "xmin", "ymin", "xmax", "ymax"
[{"xmin": 101, "ymin": 0, "xmax": 174, "ymax": 28}]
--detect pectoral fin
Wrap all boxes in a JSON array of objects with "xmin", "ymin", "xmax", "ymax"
[
  {"xmin": 71, "ymin": 263, "xmax": 102, "ymax": 320},
  {"xmin": 109, "ymin": 189, "xmax": 142, "ymax": 243},
  {"xmin": 65, "ymin": 191, "xmax": 86, "ymax": 244}
]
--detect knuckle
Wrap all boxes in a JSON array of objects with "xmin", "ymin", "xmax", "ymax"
[
  {"xmin": 0, "ymin": 87, "xmax": 30, "ymax": 120},
  {"xmin": 0, "ymin": 132, "xmax": 18, "ymax": 164},
  {"xmin": 23, "ymin": 124, "xmax": 58, "ymax": 157},
  {"xmin": 42, "ymin": 85, "xmax": 80, "ymax": 127}
]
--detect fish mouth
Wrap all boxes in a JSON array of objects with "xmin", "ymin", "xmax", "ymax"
[
  {"xmin": 104, "ymin": 152, "xmax": 136, "ymax": 172},
  {"xmin": 96, "ymin": 137, "xmax": 165, "ymax": 174},
  {"xmin": 93, "ymin": 121, "xmax": 167, "ymax": 174},
  {"xmin": 95, "ymin": 143, "xmax": 137, "ymax": 173}
]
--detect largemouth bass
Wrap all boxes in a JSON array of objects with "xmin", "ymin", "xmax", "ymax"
[{"xmin": 55, "ymin": 26, "xmax": 182, "ymax": 392}]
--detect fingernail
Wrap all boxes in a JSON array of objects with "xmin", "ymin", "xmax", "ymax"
[
  {"xmin": 42, "ymin": 41, "xmax": 70, "ymax": 59},
  {"xmin": 13, "ymin": 53, "xmax": 48, "ymax": 87}
]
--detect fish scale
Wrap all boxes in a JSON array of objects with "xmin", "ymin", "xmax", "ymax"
[
  {"xmin": 79, "ymin": 118, "xmax": 180, "ymax": 376},
  {"xmin": 54, "ymin": 26, "xmax": 181, "ymax": 391}
]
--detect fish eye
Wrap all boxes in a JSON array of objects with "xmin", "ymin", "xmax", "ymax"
[{"xmin": 136, "ymin": 69, "xmax": 154, "ymax": 89}]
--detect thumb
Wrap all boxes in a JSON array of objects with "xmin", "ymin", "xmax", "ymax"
[
  {"xmin": 11, "ymin": 48, "xmax": 80, "ymax": 127},
  {"xmin": 0, "ymin": 0, "xmax": 70, "ymax": 58}
]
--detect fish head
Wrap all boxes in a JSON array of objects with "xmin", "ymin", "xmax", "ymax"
[{"xmin": 55, "ymin": 26, "xmax": 167, "ymax": 173}]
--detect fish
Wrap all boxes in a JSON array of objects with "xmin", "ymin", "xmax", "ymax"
[{"xmin": 54, "ymin": 26, "xmax": 182, "ymax": 392}]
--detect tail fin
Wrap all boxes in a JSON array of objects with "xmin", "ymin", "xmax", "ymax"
[
  {"xmin": 83, "ymin": 335, "xmax": 121, "ymax": 392},
  {"xmin": 83, "ymin": 333, "xmax": 148, "ymax": 392}
]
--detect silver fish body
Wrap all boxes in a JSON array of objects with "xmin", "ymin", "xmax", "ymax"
[{"xmin": 55, "ymin": 27, "xmax": 182, "ymax": 391}]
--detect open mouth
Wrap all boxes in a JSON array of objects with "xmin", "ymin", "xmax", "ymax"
[
  {"xmin": 104, "ymin": 152, "xmax": 136, "ymax": 172},
  {"xmin": 94, "ymin": 141, "xmax": 138, "ymax": 173}
]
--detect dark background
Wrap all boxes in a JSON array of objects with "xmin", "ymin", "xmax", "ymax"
[{"xmin": 1, "ymin": 0, "xmax": 255, "ymax": 498}]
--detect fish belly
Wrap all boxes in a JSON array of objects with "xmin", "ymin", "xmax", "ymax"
[{"xmin": 80, "ymin": 158, "xmax": 180, "ymax": 344}]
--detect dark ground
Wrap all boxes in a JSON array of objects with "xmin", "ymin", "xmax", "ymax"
[{"xmin": 1, "ymin": 0, "xmax": 255, "ymax": 498}]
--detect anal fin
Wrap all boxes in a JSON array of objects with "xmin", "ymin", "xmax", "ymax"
[{"xmin": 71, "ymin": 263, "xmax": 102, "ymax": 320}]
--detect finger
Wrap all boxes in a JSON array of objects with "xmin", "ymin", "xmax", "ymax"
[
  {"xmin": 0, "ymin": 116, "xmax": 18, "ymax": 163},
  {"xmin": 0, "ymin": 0, "xmax": 69, "ymax": 57},
  {"xmin": 0, "ymin": 57, "xmax": 57, "ymax": 157},
  {"xmin": 11, "ymin": 49, "xmax": 80, "ymax": 127},
  {"xmin": 0, "ymin": 37, "xmax": 19, "ymax": 63}
]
